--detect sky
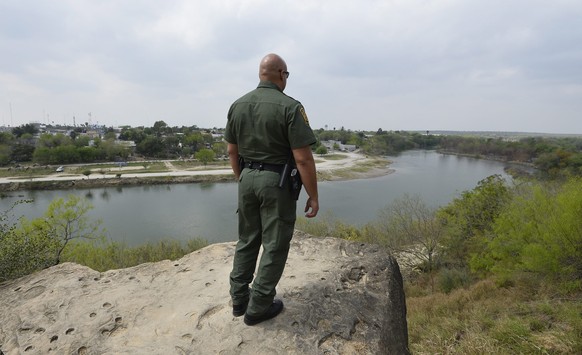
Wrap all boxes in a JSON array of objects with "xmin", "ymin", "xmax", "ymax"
[{"xmin": 1, "ymin": 1, "xmax": 581, "ymax": 134}]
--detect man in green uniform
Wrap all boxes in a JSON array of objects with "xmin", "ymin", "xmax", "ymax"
[{"xmin": 225, "ymin": 53, "xmax": 319, "ymax": 326}]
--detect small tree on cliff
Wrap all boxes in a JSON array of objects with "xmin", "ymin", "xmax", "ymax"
[
  {"xmin": 375, "ymin": 194, "xmax": 444, "ymax": 276},
  {"xmin": 0, "ymin": 195, "xmax": 104, "ymax": 281}
]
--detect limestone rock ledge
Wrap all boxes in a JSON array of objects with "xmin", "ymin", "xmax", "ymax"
[{"xmin": 0, "ymin": 232, "xmax": 409, "ymax": 354}]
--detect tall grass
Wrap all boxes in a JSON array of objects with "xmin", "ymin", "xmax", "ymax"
[
  {"xmin": 62, "ymin": 238, "xmax": 208, "ymax": 272},
  {"xmin": 407, "ymin": 277, "xmax": 582, "ymax": 354}
]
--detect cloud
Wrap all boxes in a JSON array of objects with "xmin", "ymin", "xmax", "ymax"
[{"xmin": 1, "ymin": 0, "xmax": 581, "ymax": 133}]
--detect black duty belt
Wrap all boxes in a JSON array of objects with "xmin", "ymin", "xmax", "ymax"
[{"xmin": 244, "ymin": 161, "xmax": 284, "ymax": 173}]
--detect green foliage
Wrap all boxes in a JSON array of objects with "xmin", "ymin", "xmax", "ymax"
[
  {"xmin": 119, "ymin": 127, "xmax": 147, "ymax": 144},
  {"xmin": 211, "ymin": 141, "xmax": 226, "ymax": 156},
  {"xmin": 0, "ymin": 195, "xmax": 104, "ymax": 281},
  {"xmin": 485, "ymin": 177, "xmax": 582, "ymax": 284},
  {"xmin": 294, "ymin": 172, "xmax": 582, "ymax": 354},
  {"xmin": 438, "ymin": 175, "xmax": 511, "ymax": 268},
  {"xmin": 438, "ymin": 267, "xmax": 472, "ymax": 294},
  {"xmin": 315, "ymin": 145, "xmax": 328, "ymax": 155},
  {"xmin": 0, "ymin": 144, "xmax": 11, "ymax": 165},
  {"xmin": 195, "ymin": 148, "xmax": 215, "ymax": 166},
  {"xmin": 12, "ymin": 124, "xmax": 39, "ymax": 138},
  {"xmin": 137, "ymin": 136, "xmax": 164, "ymax": 157},
  {"xmin": 407, "ymin": 277, "xmax": 582, "ymax": 354},
  {"xmin": 32, "ymin": 139, "xmax": 115, "ymax": 165},
  {"xmin": 62, "ymin": 238, "xmax": 208, "ymax": 272},
  {"xmin": 440, "ymin": 134, "xmax": 582, "ymax": 177},
  {"xmin": 10, "ymin": 143, "xmax": 35, "ymax": 163},
  {"xmin": 0, "ymin": 200, "xmax": 41, "ymax": 282}
]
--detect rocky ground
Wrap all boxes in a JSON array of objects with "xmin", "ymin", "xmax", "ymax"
[{"xmin": 0, "ymin": 232, "xmax": 409, "ymax": 354}]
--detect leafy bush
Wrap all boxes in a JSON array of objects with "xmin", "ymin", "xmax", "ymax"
[
  {"xmin": 62, "ymin": 238, "xmax": 208, "ymax": 271},
  {"xmin": 484, "ymin": 177, "xmax": 582, "ymax": 287},
  {"xmin": 438, "ymin": 174, "xmax": 512, "ymax": 269},
  {"xmin": 438, "ymin": 267, "xmax": 472, "ymax": 294},
  {"xmin": 0, "ymin": 195, "xmax": 104, "ymax": 281}
]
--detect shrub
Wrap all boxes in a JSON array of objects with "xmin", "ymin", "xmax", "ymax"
[
  {"xmin": 62, "ymin": 238, "xmax": 209, "ymax": 271},
  {"xmin": 486, "ymin": 177, "xmax": 582, "ymax": 286},
  {"xmin": 0, "ymin": 196, "xmax": 104, "ymax": 281}
]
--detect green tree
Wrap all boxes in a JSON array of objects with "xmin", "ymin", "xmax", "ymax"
[
  {"xmin": 0, "ymin": 196, "xmax": 103, "ymax": 281},
  {"xmin": 183, "ymin": 132, "xmax": 204, "ymax": 152},
  {"xmin": 119, "ymin": 127, "xmax": 147, "ymax": 144},
  {"xmin": 211, "ymin": 141, "xmax": 227, "ymax": 157},
  {"xmin": 137, "ymin": 136, "xmax": 164, "ymax": 157},
  {"xmin": 21, "ymin": 195, "xmax": 104, "ymax": 266},
  {"xmin": 38, "ymin": 133, "xmax": 72, "ymax": 148},
  {"xmin": 315, "ymin": 145, "xmax": 328, "ymax": 156},
  {"xmin": 74, "ymin": 135, "xmax": 91, "ymax": 148},
  {"xmin": 12, "ymin": 123, "xmax": 38, "ymax": 138},
  {"xmin": 103, "ymin": 131, "xmax": 117, "ymax": 141},
  {"xmin": 0, "ymin": 144, "xmax": 11, "ymax": 165},
  {"xmin": 153, "ymin": 120, "xmax": 168, "ymax": 137},
  {"xmin": 485, "ymin": 178, "xmax": 582, "ymax": 286},
  {"xmin": 438, "ymin": 175, "xmax": 511, "ymax": 268},
  {"xmin": 32, "ymin": 146, "xmax": 52, "ymax": 164},
  {"xmin": 100, "ymin": 139, "xmax": 129, "ymax": 161},
  {"xmin": 195, "ymin": 149, "xmax": 215, "ymax": 166}
]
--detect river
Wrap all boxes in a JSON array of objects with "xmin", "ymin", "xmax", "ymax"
[{"xmin": 0, "ymin": 151, "xmax": 514, "ymax": 246}]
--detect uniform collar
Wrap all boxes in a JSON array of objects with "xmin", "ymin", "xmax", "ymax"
[{"xmin": 257, "ymin": 80, "xmax": 283, "ymax": 92}]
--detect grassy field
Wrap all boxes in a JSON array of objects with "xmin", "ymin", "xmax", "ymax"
[
  {"xmin": 406, "ymin": 275, "xmax": 582, "ymax": 354},
  {"xmin": 0, "ymin": 165, "xmax": 56, "ymax": 178},
  {"xmin": 171, "ymin": 159, "xmax": 230, "ymax": 170}
]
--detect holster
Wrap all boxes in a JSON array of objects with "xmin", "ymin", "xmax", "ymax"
[
  {"xmin": 289, "ymin": 168, "xmax": 303, "ymax": 200},
  {"xmin": 278, "ymin": 159, "xmax": 302, "ymax": 200}
]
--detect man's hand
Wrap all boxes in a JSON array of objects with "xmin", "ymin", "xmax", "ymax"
[{"xmin": 304, "ymin": 196, "xmax": 319, "ymax": 218}]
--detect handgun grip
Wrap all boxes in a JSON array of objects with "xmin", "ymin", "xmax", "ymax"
[{"xmin": 278, "ymin": 162, "xmax": 291, "ymax": 188}]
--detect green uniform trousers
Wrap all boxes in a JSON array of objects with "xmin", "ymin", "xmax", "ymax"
[{"xmin": 229, "ymin": 168, "xmax": 296, "ymax": 316}]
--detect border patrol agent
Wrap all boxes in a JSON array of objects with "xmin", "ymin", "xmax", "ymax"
[{"xmin": 225, "ymin": 53, "xmax": 319, "ymax": 326}]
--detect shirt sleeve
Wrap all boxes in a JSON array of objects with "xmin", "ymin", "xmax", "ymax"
[
  {"xmin": 224, "ymin": 105, "xmax": 237, "ymax": 144},
  {"xmin": 288, "ymin": 104, "xmax": 316, "ymax": 149}
]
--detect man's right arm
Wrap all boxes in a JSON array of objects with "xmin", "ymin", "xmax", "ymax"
[{"xmin": 292, "ymin": 145, "xmax": 319, "ymax": 218}]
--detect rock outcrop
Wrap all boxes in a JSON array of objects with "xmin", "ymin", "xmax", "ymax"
[{"xmin": 0, "ymin": 232, "xmax": 409, "ymax": 354}]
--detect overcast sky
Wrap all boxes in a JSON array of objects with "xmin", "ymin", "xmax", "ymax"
[{"xmin": 1, "ymin": 1, "xmax": 581, "ymax": 134}]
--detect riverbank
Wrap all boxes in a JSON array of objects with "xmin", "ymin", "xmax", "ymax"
[{"xmin": 0, "ymin": 152, "xmax": 392, "ymax": 192}]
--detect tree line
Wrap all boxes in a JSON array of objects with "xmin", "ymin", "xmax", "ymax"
[
  {"xmin": 0, "ymin": 121, "xmax": 226, "ymax": 166},
  {"xmin": 2, "ymin": 123, "xmax": 582, "ymax": 177},
  {"xmin": 312, "ymin": 128, "xmax": 582, "ymax": 177}
]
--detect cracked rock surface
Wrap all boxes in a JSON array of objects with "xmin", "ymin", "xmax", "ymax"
[{"xmin": 0, "ymin": 232, "xmax": 408, "ymax": 354}]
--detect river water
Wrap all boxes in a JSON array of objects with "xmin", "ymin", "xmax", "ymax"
[{"xmin": 1, "ymin": 151, "xmax": 514, "ymax": 246}]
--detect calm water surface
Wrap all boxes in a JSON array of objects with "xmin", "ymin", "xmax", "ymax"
[{"xmin": 1, "ymin": 151, "xmax": 513, "ymax": 246}]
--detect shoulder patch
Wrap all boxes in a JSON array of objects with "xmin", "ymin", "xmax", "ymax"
[{"xmin": 299, "ymin": 106, "xmax": 310, "ymax": 127}]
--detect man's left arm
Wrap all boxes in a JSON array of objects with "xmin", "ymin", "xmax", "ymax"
[
  {"xmin": 292, "ymin": 145, "xmax": 319, "ymax": 218},
  {"xmin": 227, "ymin": 143, "xmax": 241, "ymax": 180}
]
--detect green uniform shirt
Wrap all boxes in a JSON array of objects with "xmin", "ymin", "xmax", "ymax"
[{"xmin": 225, "ymin": 81, "xmax": 316, "ymax": 164}]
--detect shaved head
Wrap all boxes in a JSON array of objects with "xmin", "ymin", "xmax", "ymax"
[{"xmin": 259, "ymin": 53, "xmax": 288, "ymax": 91}]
